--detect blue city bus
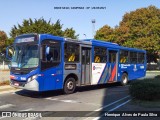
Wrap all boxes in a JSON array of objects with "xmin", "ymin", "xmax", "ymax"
[{"xmin": 6, "ymin": 33, "xmax": 146, "ymax": 94}]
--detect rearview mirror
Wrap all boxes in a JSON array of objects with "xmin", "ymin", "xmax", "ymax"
[{"xmin": 6, "ymin": 46, "xmax": 14, "ymax": 60}]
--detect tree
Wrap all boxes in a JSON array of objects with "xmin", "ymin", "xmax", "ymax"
[
  {"xmin": 95, "ymin": 6, "xmax": 160, "ymax": 62},
  {"xmin": 10, "ymin": 18, "xmax": 63, "ymax": 38},
  {"xmin": 94, "ymin": 25, "xmax": 115, "ymax": 42},
  {"xmin": 0, "ymin": 30, "xmax": 8, "ymax": 53},
  {"xmin": 10, "ymin": 18, "xmax": 78, "ymax": 39},
  {"xmin": 119, "ymin": 6, "xmax": 160, "ymax": 62},
  {"xmin": 63, "ymin": 28, "xmax": 79, "ymax": 39}
]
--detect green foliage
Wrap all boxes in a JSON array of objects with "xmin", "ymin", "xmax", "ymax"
[
  {"xmin": 95, "ymin": 25, "xmax": 115, "ymax": 42},
  {"xmin": 10, "ymin": 18, "xmax": 63, "ymax": 38},
  {"xmin": 63, "ymin": 28, "xmax": 79, "ymax": 39},
  {"xmin": 129, "ymin": 79, "xmax": 160, "ymax": 101},
  {"xmin": 10, "ymin": 18, "xmax": 78, "ymax": 39},
  {"xmin": 0, "ymin": 30, "xmax": 8, "ymax": 53},
  {"xmin": 94, "ymin": 6, "xmax": 160, "ymax": 62}
]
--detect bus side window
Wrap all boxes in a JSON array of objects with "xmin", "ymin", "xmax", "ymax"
[
  {"xmin": 64, "ymin": 43, "xmax": 79, "ymax": 62},
  {"xmin": 41, "ymin": 40, "xmax": 60, "ymax": 70},
  {"xmin": 94, "ymin": 56, "xmax": 100, "ymax": 63},
  {"xmin": 130, "ymin": 52, "xmax": 137, "ymax": 64},
  {"xmin": 68, "ymin": 53, "xmax": 75, "ymax": 62},
  {"xmin": 120, "ymin": 50, "xmax": 129, "ymax": 64},
  {"xmin": 138, "ymin": 53, "xmax": 145, "ymax": 64},
  {"xmin": 94, "ymin": 47, "xmax": 107, "ymax": 63}
]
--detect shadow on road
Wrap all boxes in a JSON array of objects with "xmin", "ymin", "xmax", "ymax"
[{"xmin": 15, "ymin": 83, "xmax": 121, "ymax": 98}]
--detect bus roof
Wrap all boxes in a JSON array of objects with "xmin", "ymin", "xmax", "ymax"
[
  {"xmin": 83, "ymin": 39, "xmax": 146, "ymax": 53},
  {"xmin": 15, "ymin": 34, "xmax": 146, "ymax": 53}
]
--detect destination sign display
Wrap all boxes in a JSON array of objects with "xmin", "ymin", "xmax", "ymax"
[{"xmin": 15, "ymin": 35, "xmax": 38, "ymax": 43}]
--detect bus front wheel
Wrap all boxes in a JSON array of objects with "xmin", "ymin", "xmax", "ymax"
[
  {"xmin": 63, "ymin": 77, "xmax": 76, "ymax": 94},
  {"xmin": 121, "ymin": 73, "xmax": 128, "ymax": 86}
]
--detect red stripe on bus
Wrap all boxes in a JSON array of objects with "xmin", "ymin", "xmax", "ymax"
[{"xmin": 109, "ymin": 65, "xmax": 116, "ymax": 82}]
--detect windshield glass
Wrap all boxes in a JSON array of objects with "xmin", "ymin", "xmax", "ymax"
[{"xmin": 11, "ymin": 44, "xmax": 39, "ymax": 68}]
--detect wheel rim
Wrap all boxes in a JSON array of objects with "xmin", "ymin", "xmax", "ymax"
[{"xmin": 67, "ymin": 81, "xmax": 74, "ymax": 90}]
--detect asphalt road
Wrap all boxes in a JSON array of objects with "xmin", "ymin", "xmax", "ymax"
[
  {"xmin": 0, "ymin": 83, "xmax": 130, "ymax": 120},
  {"xmin": 0, "ymin": 71, "xmax": 160, "ymax": 120}
]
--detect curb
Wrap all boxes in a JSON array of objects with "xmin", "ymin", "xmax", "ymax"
[
  {"xmin": 0, "ymin": 85, "xmax": 20, "ymax": 94},
  {"xmin": 0, "ymin": 89, "xmax": 20, "ymax": 95},
  {"xmin": 0, "ymin": 85, "xmax": 12, "ymax": 90}
]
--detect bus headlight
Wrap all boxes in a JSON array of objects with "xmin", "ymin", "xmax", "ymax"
[{"xmin": 27, "ymin": 75, "xmax": 38, "ymax": 83}]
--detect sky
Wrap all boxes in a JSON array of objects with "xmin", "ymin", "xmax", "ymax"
[{"xmin": 0, "ymin": 0, "xmax": 160, "ymax": 39}]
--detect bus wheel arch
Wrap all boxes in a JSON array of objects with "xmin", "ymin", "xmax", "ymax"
[
  {"xmin": 121, "ymin": 72, "xmax": 128, "ymax": 86},
  {"xmin": 63, "ymin": 74, "xmax": 78, "ymax": 94}
]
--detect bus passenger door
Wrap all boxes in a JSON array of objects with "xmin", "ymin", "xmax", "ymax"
[
  {"xmin": 108, "ymin": 50, "xmax": 118, "ymax": 82},
  {"xmin": 81, "ymin": 47, "xmax": 91, "ymax": 85}
]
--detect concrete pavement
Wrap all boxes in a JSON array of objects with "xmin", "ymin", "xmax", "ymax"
[{"xmin": 0, "ymin": 85, "xmax": 20, "ymax": 94}]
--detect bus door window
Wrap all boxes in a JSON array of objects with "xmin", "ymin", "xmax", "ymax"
[
  {"xmin": 82, "ymin": 49, "xmax": 90, "ymax": 65},
  {"xmin": 109, "ymin": 51, "xmax": 117, "ymax": 63}
]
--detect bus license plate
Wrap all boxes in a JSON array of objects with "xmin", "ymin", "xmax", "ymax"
[{"xmin": 14, "ymin": 82, "xmax": 19, "ymax": 86}]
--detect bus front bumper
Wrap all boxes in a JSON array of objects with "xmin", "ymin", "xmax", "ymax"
[{"xmin": 10, "ymin": 79, "xmax": 39, "ymax": 91}]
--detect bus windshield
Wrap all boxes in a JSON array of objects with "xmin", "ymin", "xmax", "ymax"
[{"xmin": 11, "ymin": 44, "xmax": 39, "ymax": 68}]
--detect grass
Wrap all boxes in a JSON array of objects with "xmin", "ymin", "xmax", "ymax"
[{"xmin": 0, "ymin": 80, "xmax": 10, "ymax": 86}]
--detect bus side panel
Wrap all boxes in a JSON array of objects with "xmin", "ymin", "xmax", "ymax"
[
  {"xmin": 118, "ymin": 63, "xmax": 146, "ymax": 82},
  {"xmin": 136, "ymin": 63, "xmax": 146, "ymax": 78},
  {"xmin": 39, "ymin": 64, "xmax": 63, "ymax": 91}
]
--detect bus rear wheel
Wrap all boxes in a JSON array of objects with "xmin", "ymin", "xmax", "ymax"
[
  {"xmin": 121, "ymin": 73, "xmax": 128, "ymax": 86},
  {"xmin": 63, "ymin": 77, "xmax": 76, "ymax": 94}
]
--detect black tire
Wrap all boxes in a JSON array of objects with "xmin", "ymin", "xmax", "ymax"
[
  {"xmin": 63, "ymin": 77, "xmax": 76, "ymax": 94},
  {"xmin": 121, "ymin": 73, "xmax": 128, "ymax": 86}
]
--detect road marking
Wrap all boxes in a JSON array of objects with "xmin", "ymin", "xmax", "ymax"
[
  {"xmin": 84, "ymin": 95, "xmax": 130, "ymax": 120},
  {"xmin": 45, "ymin": 97, "xmax": 101, "ymax": 106},
  {"xmin": 22, "ymin": 117, "xmax": 39, "ymax": 120},
  {"xmin": 0, "ymin": 104, "xmax": 15, "ymax": 109},
  {"xmin": 92, "ymin": 99, "xmax": 131, "ymax": 120},
  {"xmin": 19, "ymin": 108, "xmax": 33, "ymax": 111},
  {"xmin": 60, "ymin": 99, "xmax": 80, "ymax": 103},
  {"xmin": 87, "ymin": 95, "xmax": 130, "ymax": 115},
  {"xmin": 45, "ymin": 97, "xmax": 81, "ymax": 103},
  {"xmin": 45, "ymin": 97, "xmax": 59, "ymax": 100},
  {"xmin": 108, "ymin": 99, "xmax": 131, "ymax": 112}
]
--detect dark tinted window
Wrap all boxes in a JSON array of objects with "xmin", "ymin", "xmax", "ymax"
[
  {"xmin": 120, "ymin": 50, "xmax": 129, "ymax": 63},
  {"xmin": 109, "ymin": 50, "xmax": 117, "ymax": 63},
  {"xmin": 41, "ymin": 40, "xmax": 60, "ymax": 70},
  {"xmin": 138, "ymin": 53, "xmax": 145, "ymax": 64},
  {"xmin": 94, "ymin": 47, "xmax": 107, "ymax": 63},
  {"xmin": 64, "ymin": 43, "xmax": 79, "ymax": 62},
  {"xmin": 130, "ymin": 52, "xmax": 137, "ymax": 64}
]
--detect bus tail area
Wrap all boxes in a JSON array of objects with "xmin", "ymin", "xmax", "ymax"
[{"xmin": 6, "ymin": 34, "xmax": 146, "ymax": 94}]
